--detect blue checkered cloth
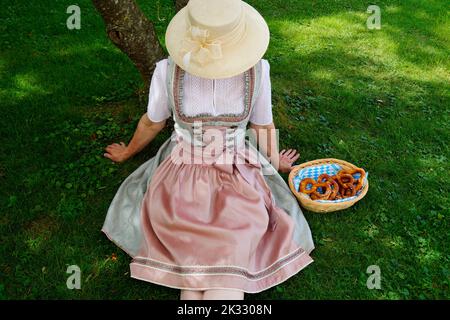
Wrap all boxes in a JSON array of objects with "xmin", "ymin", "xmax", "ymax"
[{"xmin": 292, "ymin": 163, "xmax": 368, "ymax": 203}]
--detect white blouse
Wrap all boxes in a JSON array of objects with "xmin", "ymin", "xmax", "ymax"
[{"xmin": 146, "ymin": 58, "xmax": 273, "ymax": 125}]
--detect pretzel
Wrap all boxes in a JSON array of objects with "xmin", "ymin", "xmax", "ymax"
[
  {"xmin": 343, "ymin": 185, "xmax": 356, "ymax": 197},
  {"xmin": 349, "ymin": 168, "xmax": 366, "ymax": 192},
  {"xmin": 311, "ymin": 182, "xmax": 332, "ymax": 200},
  {"xmin": 310, "ymin": 193, "xmax": 320, "ymax": 200},
  {"xmin": 317, "ymin": 174, "xmax": 333, "ymax": 183},
  {"xmin": 354, "ymin": 178, "xmax": 364, "ymax": 192},
  {"xmin": 338, "ymin": 168, "xmax": 366, "ymax": 192},
  {"xmin": 299, "ymin": 178, "xmax": 317, "ymax": 194},
  {"xmin": 336, "ymin": 173, "xmax": 354, "ymax": 189},
  {"xmin": 318, "ymin": 174, "xmax": 339, "ymax": 199}
]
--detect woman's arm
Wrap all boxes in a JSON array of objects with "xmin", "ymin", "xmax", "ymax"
[
  {"xmin": 104, "ymin": 113, "xmax": 166, "ymax": 163},
  {"xmin": 249, "ymin": 122, "xmax": 279, "ymax": 169},
  {"xmin": 249, "ymin": 122, "xmax": 300, "ymax": 173}
]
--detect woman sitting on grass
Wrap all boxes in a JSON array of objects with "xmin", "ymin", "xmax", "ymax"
[{"xmin": 102, "ymin": 0, "xmax": 314, "ymax": 300}]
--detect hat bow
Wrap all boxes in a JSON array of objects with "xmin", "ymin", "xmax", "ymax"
[{"xmin": 180, "ymin": 26, "xmax": 223, "ymax": 67}]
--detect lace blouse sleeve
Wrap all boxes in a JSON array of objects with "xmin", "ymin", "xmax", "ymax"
[
  {"xmin": 146, "ymin": 59, "xmax": 171, "ymax": 122},
  {"xmin": 249, "ymin": 59, "xmax": 273, "ymax": 126}
]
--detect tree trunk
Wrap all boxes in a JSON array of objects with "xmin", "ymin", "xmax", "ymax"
[
  {"xmin": 175, "ymin": 0, "xmax": 189, "ymax": 12},
  {"xmin": 92, "ymin": 0, "xmax": 166, "ymax": 92}
]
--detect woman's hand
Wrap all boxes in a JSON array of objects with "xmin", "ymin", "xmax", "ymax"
[
  {"xmin": 278, "ymin": 149, "xmax": 300, "ymax": 173},
  {"xmin": 103, "ymin": 114, "xmax": 167, "ymax": 164},
  {"xmin": 104, "ymin": 142, "xmax": 131, "ymax": 163}
]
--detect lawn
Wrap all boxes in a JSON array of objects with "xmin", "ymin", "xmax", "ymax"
[{"xmin": 0, "ymin": 0, "xmax": 449, "ymax": 299}]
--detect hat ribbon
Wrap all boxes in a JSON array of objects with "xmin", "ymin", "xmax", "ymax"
[{"xmin": 181, "ymin": 26, "xmax": 223, "ymax": 67}]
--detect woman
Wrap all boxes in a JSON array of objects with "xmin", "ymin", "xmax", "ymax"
[{"xmin": 102, "ymin": 0, "xmax": 314, "ymax": 300}]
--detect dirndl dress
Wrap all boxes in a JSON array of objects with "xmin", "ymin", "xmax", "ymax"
[{"xmin": 102, "ymin": 57, "xmax": 315, "ymax": 293}]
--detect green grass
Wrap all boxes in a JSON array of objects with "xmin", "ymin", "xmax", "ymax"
[{"xmin": 1, "ymin": 0, "xmax": 449, "ymax": 299}]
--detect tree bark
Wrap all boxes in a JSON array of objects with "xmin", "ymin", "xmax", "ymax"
[
  {"xmin": 175, "ymin": 0, "xmax": 189, "ymax": 12},
  {"xmin": 92, "ymin": 0, "xmax": 166, "ymax": 92}
]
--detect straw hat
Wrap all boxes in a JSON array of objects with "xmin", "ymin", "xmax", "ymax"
[{"xmin": 165, "ymin": 0, "xmax": 270, "ymax": 79}]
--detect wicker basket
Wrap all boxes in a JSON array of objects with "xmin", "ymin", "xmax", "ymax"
[{"xmin": 288, "ymin": 158, "xmax": 369, "ymax": 213}]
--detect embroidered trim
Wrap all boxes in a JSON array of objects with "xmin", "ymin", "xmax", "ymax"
[
  {"xmin": 131, "ymin": 246, "xmax": 305, "ymax": 280},
  {"xmin": 173, "ymin": 65, "xmax": 255, "ymax": 124}
]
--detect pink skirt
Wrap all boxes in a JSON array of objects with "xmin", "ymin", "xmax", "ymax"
[{"xmin": 129, "ymin": 140, "xmax": 313, "ymax": 293}]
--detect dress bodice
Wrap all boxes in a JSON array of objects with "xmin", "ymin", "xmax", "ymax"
[{"xmin": 165, "ymin": 56, "xmax": 263, "ymax": 148}]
